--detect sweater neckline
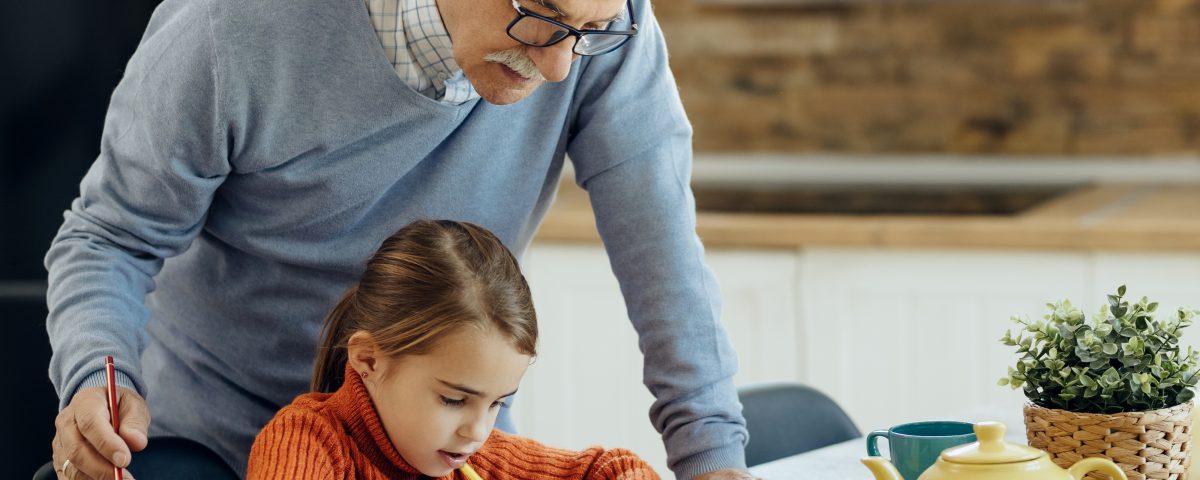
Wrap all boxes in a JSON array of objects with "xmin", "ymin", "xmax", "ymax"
[
  {"xmin": 348, "ymin": 0, "xmax": 480, "ymax": 113},
  {"xmin": 330, "ymin": 364, "xmax": 426, "ymax": 477}
]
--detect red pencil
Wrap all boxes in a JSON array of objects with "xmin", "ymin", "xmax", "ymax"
[{"xmin": 105, "ymin": 356, "xmax": 122, "ymax": 480}]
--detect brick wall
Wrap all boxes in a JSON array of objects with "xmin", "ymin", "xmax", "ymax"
[{"xmin": 656, "ymin": 0, "xmax": 1200, "ymax": 153}]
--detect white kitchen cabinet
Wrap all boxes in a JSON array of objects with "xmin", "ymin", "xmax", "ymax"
[
  {"xmin": 515, "ymin": 241, "xmax": 1200, "ymax": 479},
  {"xmin": 515, "ymin": 243, "xmax": 663, "ymax": 473},
  {"xmin": 798, "ymin": 247, "xmax": 1200, "ymax": 434},
  {"xmin": 1090, "ymin": 253, "xmax": 1200, "ymax": 318},
  {"xmin": 515, "ymin": 243, "xmax": 800, "ymax": 477},
  {"xmin": 798, "ymin": 248, "xmax": 1089, "ymax": 434}
]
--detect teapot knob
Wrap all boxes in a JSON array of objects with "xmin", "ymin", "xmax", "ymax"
[{"xmin": 975, "ymin": 421, "xmax": 1006, "ymax": 452}]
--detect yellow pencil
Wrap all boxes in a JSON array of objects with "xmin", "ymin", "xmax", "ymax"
[{"xmin": 461, "ymin": 463, "xmax": 484, "ymax": 480}]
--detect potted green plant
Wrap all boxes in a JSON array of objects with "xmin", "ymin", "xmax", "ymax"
[{"xmin": 999, "ymin": 285, "xmax": 1199, "ymax": 480}]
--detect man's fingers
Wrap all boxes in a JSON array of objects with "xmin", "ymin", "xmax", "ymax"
[
  {"xmin": 71, "ymin": 388, "xmax": 133, "ymax": 473},
  {"xmin": 115, "ymin": 387, "xmax": 150, "ymax": 451},
  {"xmin": 57, "ymin": 411, "xmax": 107, "ymax": 480},
  {"xmin": 692, "ymin": 469, "xmax": 762, "ymax": 480},
  {"xmin": 52, "ymin": 429, "xmax": 66, "ymax": 479},
  {"xmin": 55, "ymin": 387, "xmax": 150, "ymax": 480},
  {"xmin": 75, "ymin": 397, "xmax": 130, "ymax": 469},
  {"xmin": 63, "ymin": 458, "xmax": 99, "ymax": 480}
]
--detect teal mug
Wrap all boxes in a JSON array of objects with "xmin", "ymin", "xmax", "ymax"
[{"xmin": 865, "ymin": 421, "xmax": 976, "ymax": 479}]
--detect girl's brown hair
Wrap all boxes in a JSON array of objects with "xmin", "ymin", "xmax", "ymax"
[{"xmin": 311, "ymin": 219, "xmax": 538, "ymax": 393}]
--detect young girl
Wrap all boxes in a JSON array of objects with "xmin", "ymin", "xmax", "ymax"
[{"xmin": 247, "ymin": 219, "xmax": 659, "ymax": 480}]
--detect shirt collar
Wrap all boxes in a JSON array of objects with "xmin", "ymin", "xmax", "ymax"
[{"xmin": 402, "ymin": 0, "xmax": 476, "ymax": 103}]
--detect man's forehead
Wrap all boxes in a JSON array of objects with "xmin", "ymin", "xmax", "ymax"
[{"xmin": 529, "ymin": 0, "xmax": 626, "ymax": 22}]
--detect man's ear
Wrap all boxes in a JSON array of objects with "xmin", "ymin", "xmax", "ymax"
[{"xmin": 346, "ymin": 331, "xmax": 380, "ymax": 377}]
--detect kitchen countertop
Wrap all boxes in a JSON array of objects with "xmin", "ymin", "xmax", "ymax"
[{"xmin": 535, "ymin": 181, "xmax": 1200, "ymax": 250}]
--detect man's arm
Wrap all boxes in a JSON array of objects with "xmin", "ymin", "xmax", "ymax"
[
  {"xmin": 44, "ymin": 3, "xmax": 229, "ymax": 478},
  {"xmin": 565, "ymin": 1, "xmax": 749, "ymax": 478},
  {"xmin": 45, "ymin": 0, "xmax": 229, "ymax": 407}
]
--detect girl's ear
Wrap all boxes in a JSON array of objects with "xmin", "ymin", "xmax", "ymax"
[{"xmin": 346, "ymin": 331, "xmax": 380, "ymax": 377}]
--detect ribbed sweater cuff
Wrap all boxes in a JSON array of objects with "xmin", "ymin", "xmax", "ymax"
[
  {"xmin": 67, "ymin": 369, "xmax": 138, "ymax": 409},
  {"xmin": 672, "ymin": 443, "xmax": 748, "ymax": 480}
]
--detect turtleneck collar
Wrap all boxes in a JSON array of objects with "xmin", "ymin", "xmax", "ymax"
[{"xmin": 328, "ymin": 363, "xmax": 426, "ymax": 477}]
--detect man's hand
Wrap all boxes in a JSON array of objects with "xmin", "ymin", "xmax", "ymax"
[
  {"xmin": 693, "ymin": 468, "xmax": 763, "ymax": 480},
  {"xmin": 52, "ymin": 386, "xmax": 150, "ymax": 479}
]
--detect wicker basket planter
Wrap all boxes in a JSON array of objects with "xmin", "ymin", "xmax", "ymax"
[{"xmin": 1024, "ymin": 401, "xmax": 1193, "ymax": 480}]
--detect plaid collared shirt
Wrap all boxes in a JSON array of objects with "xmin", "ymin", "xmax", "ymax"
[{"xmin": 366, "ymin": 0, "xmax": 479, "ymax": 104}]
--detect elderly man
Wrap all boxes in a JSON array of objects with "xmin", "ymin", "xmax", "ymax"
[{"xmin": 45, "ymin": 0, "xmax": 753, "ymax": 478}]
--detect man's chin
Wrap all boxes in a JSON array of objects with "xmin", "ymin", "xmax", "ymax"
[
  {"xmin": 470, "ymin": 66, "xmax": 542, "ymax": 105},
  {"xmin": 476, "ymin": 82, "xmax": 540, "ymax": 105}
]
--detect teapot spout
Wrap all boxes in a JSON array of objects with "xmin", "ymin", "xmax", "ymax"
[{"xmin": 861, "ymin": 457, "xmax": 904, "ymax": 480}]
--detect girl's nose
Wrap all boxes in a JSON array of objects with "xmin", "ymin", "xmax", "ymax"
[{"xmin": 458, "ymin": 410, "xmax": 491, "ymax": 443}]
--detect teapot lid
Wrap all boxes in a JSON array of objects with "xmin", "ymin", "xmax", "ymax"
[{"xmin": 940, "ymin": 421, "xmax": 1044, "ymax": 464}]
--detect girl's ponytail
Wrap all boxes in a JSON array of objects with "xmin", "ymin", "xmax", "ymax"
[{"xmin": 310, "ymin": 286, "xmax": 359, "ymax": 393}]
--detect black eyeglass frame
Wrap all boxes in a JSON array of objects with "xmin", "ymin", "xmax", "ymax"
[{"xmin": 505, "ymin": 0, "xmax": 639, "ymax": 56}]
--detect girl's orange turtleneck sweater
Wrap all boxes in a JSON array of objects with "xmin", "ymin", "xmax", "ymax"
[{"xmin": 246, "ymin": 367, "xmax": 660, "ymax": 480}]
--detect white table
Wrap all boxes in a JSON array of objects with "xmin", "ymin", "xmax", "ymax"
[{"xmin": 749, "ymin": 440, "xmax": 872, "ymax": 479}]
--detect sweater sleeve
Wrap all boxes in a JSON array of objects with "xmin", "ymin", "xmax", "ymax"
[
  {"xmin": 563, "ymin": 0, "xmax": 748, "ymax": 478},
  {"xmin": 470, "ymin": 433, "xmax": 659, "ymax": 480},
  {"xmin": 584, "ymin": 448, "xmax": 660, "ymax": 480},
  {"xmin": 246, "ymin": 408, "xmax": 345, "ymax": 480},
  {"xmin": 43, "ymin": 0, "xmax": 230, "ymax": 408}
]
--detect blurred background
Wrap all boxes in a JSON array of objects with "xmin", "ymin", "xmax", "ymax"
[
  {"xmin": 669, "ymin": 0, "xmax": 1200, "ymax": 154},
  {"xmin": 3, "ymin": 0, "xmax": 1199, "ymax": 477}
]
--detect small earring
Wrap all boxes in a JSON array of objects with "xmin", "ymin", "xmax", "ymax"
[{"xmin": 360, "ymin": 371, "xmax": 368, "ymax": 379}]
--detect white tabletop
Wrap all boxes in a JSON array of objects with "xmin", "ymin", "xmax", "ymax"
[{"xmin": 749, "ymin": 440, "xmax": 871, "ymax": 479}]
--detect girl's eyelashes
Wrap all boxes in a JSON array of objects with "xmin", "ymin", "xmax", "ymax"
[
  {"xmin": 440, "ymin": 395, "xmax": 467, "ymax": 407},
  {"xmin": 439, "ymin": 394, "xmax": 512, "ymax": 409}
]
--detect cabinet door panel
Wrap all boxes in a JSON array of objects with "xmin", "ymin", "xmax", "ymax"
[
  {"xmin": 799, "ymin": 248, "xmax": 1088, "ymax": 432},
  {"xmin": 1091, "ymin": 252, "xmax": 1200, "ymax": 350},
  {"xmin": 517, "ymin": 242, "xmax": 799, "ymax": 476}
]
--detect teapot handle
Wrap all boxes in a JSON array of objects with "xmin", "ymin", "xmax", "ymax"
[{"xmin": 1066, "ymin": 458, "xmax": 1128, "ymax": 480}]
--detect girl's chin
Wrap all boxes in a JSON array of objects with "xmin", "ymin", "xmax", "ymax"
[{"xmin": 418, "ymin": 464, "xmax": 455, "ymax": 478}]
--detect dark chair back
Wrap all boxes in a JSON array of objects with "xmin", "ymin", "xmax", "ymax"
[{"xmin": 739, "ymin": 382, "xmax": 861, "ymax": 467}]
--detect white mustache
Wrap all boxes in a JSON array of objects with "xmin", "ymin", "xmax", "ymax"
[{"xmin": 484, "ymin": 48, "xmax": 546, "ymax": 81}]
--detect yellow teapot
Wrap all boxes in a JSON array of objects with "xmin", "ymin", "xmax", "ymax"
[{"xmin": 861, "ymin": 421, "xmax": 1128, "ymax": 480}]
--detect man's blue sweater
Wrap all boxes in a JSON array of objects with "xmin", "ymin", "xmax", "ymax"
[{"xmin": 45, "ymin": 0, "xmax": 746, "ymax": 477}]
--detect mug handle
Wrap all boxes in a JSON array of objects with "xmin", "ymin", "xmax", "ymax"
[
  {"xmin": 865, "ymin": 429, "xmax": 889, "ymax": 457},
  {"xmin": 1067, "ymin": 458, "xmax": 1128, "ymax": 480}
]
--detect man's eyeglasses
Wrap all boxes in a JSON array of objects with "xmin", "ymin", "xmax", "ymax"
[{"xmin": 506, "ymin": 0, "xmax": 638, "ymax": 56}]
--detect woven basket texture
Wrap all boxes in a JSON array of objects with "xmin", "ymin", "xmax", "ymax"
[{"xmin": 1024, "ymin": 401, "xmax": 1193, "ymax": 480}]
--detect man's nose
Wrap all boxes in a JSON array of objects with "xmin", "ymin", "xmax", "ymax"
[{"xmin": 530, "ymin": 39, "xmax": 578, "ymax": 83}]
